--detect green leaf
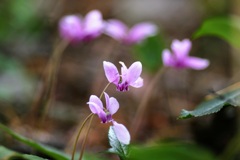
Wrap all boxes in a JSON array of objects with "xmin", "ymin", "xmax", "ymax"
[
  {"xmin": 133, "ymin": 34, "xmax": 165, "ymax": 72},
  {"xmin": 129, "ymin": 142, "xmax": 216, "ymax": 160},
  {"xmin": 9, "ymin": 155, "xmax": 47, "ymax": 160},
  {"xmin": 0, "ymin": 145, "xmax": 18, "ymax": 159},
  {"xmin": 179, "ymin": 88, "xmax": 240, "ymax": 119},
  {"xmin": 108, "ymin": 126, "xmax": 129, "ymax": 160},
  {"xmin": 21, "ymin": 154, "xmax": 48, "ymax": 160},
  {"xmin": 0, "ymin": 145, "xmax": 47, "ymax": 160},
  {"xmin": 193, "ymin": 16, "xmax": 240, "ymax": 48},
  {"xmin": 0, "ymin": 123, "xmax": 70, "ymax": 160}
]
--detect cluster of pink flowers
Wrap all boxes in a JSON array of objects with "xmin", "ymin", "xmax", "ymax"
[
  {"xmin": 59, "ymin": 10, "xmax": 158, "ymax": 44},
  {"xmin": 59, "ymin": 9, "xmax": 210, "ymax": 145},
  {"xmin": 87, "ymin": 61, "xmax": 143, "ymax": 145}
]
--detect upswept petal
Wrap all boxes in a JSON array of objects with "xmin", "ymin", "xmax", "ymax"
[
  {"xmin": 104, "ymin": 19, "xmax": 127, "ymax": 41},
  {"xmin": 87, "ymin": 101, "xmax": 103, "ymax": 115},
  {"xmin": 127, "ymin": 61, "xmax": 142, "ymax": 84},
  {"xmin": 89, "ymin": 95, "xmax": 103, "ymax": 109},
  {"xmin": 162, "ymin": 49, "xmax": 174, "ymax": 67},
  {"xmin": 104, "ymin": 92, "xmax": 110, "ymax": 110},
  {"xmin": 128, "ymin": 22, "xmax": 158, "ymax": 44},
  {"xmin": 184, "ymin": 57, "xmax": 210, "ymax": 70},
  {"xmin": 119, "ymin": 61, "xmax": 128, "ymax": 81},
  {"xmin": 171, "ymin": 39, "xmax": 191, "ymax": 59},
  {"xmin": 112, "ymin": 121, "xmax": 130, "ymax": 145},
  {"xmin": 108, "ymin": 97, "xmax": 119, "ymax": 115},
  {"xmin": 103, "ymin": 61, "xmax": 120, "ymax": 85},
  {"xmin": 84, "ymin": 10, "xmax": 104, "ymax": 36},
  {"xmin": 130, "ymin": 77, "xmax": 143, "ymax": 88},
  {"xmin": 59, "ymin": 15, "xmax": 82, "ymax": 42}
]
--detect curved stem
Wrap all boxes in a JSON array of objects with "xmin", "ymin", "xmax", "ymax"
[
  {"xmin": 72, "ymin": 82, "xmax": 111, "ymax": 159},
  {"xmin": 78, "ymin": 114, "xmax": 94, "ymax": 160},
  {"xmin": 131, "ymin": 67, "xmax": 166, "ymax": 139},
  {"xmin": 28, "ymin": 39, "xmax": 69, "ymax": 127},
  {"xmin": 40, "ymin": 39, "xmax": 69, "ymax": 124},
  {"xmin": 99, "ymin": 82, "xmax": 111, "ymax": 99},
  {"xmin": 71, "ymin": 113, "xmax": 94, "ymax": 160}
]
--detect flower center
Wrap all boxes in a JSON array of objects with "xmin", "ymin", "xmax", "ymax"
[
  {"xmin": 101, "ymin": 109, "xmax": 113, "ymax": 123},
  {"xmin": 117, "ymin": 81, "xmax": 129, "ymax": 92}
]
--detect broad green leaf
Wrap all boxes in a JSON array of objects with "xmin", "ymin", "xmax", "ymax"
[
  {"xmin": 129, "ymin": 142, "xmax": 216, "ymax": 160},
  {"xmin": 0, "ymin": 123, "xmax": 70, "ymax": 160},
  {"xmin": 133, "ymin": 34, "xmax": 165, "ymax": 72},
  {"xmin": 179, "ymin": 88, "xmax": 240, "ymax": 119},
  {"xmin": 193, "ymin": 16, "xmax": 240, "ymax": 48},
  {"xmin": 108, "ymin": 126, "xmax": 129, "ymax": 160}
]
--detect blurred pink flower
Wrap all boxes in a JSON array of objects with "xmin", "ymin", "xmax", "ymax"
[
  {"xmin": 59, "ymin": 10, "xmax": 104, "ymax": 43},
  {"xmin": 162, "ymin": 39, "xmax": 209, "ymax": 70},
  {"xmin": 103, "ymin": 61, "xmax": 143, "ymax": 91},
  {"xmin": 87, "ymin": 92, "xmax": 130, "ymax": 144},
  {"xmin": 104, "ymin": 19, "xmax": 158, "ymax": 45}
]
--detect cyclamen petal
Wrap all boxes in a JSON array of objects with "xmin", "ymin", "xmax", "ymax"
[
  {"xmin": 84, "ymin": 10, "xmax": 104, "ymax": 38},
  {"xmin": 130, "ymin": 77, "xmax": 143, "ymax": 88},
  {"xmin": 104, "ymin": 92, "xmax": 110, "ymax": 110},
  {"xmin": 105, "ymin": 19, "xmax": 127, "ymax": 41},
  {"xmin": 103, "ymin": 61, "xmax": 120, "ymax": 85},
  {"xmin": 171, "ymin": 39, "xmax": 191, "ymax": 59},
  {"xmin": 89, "ymin": 95, "xmax": 103, "ymax": 110},
  {"xmin": 112, "ymin": 121, "xmax": 130, "ymax": 145},
  {"xmin": 87, "ymin": 102, "xmax": 103, "ymax": 115},
  {"xmin": 127, "ymin": 61, "xmax": 142, "ymax": 85},
  {"xmin": 59, "ymin": 15, "xmax": 82, "ymax": 42},
  {"xmin": 119, "ymin": 61, "xmax": 128, "ymax": 81},
  {"xmin": 128, "ymin": 22, "xmax": 158, "ymax": 44},
  {"xmin": 184, "ymin": 57, "xmax": 210, "ymax": 70},
  {"xmin": 108, "ymin": 97, "xmax": 119, "ymax": 115},
  {"xmin": 162, "ymin": 49, "xmax": 174, "ymax": 67}
]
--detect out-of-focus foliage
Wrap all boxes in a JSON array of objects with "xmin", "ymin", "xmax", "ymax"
[
  {"xmin": 129, "ymin": 142, "xmax": 216, "ymax": 160},
  {"xmin": 0, "ymin": 54, "xmax": 35, "ymax": 101},
  {"xmin": 0, "ymin": 146, "xmax": 47, "ymax": 160},
  {"xmin": 193, "ymin": 16, "xmax": 240, "ymax": 48},
  {"xmin": 0, "ymin": 123, "xmax": 70, "ymax": 160},
  {"xmin": 0, "ymin": 123, "xmax": 106, "ymax": 160},
  {"xmin": 133, "ymin": 35, "xmax": 165, "ymax": 72},
  {"xmin": 108, "ymin": 126, "xmax": 129, "ymax": 160},
  {"xmin": 0, "ymin": 0, "xmax": 46, "ymax": 42},
  {"xmin": 179, "ymin": 86, "xmax": 240, "ymax": 119}
]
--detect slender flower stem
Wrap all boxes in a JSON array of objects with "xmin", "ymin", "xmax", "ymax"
[
  {"xmin": 78, "ymin": 114, "xmax": 94, "ymax": 160},
  {"xmin": 40, "ymin": 39, "xmax": 69, "ymax": 125},
  {"xmin": 131, "ymin": 67, "xmax": 166, "ymax": 138},
  {"xmin": 71, "ymin": 113, "xmax": 94, "ymax": 160},
  {"xmin": 99, "ymin": 82, "xmax": 111, "ymax": 99},
  {"xmin": 28, "ymin": 39, "xmax": 69, "ymax": 127},
  {"xmin": 71, "ymin": 82, "xmax": 111, "ymax": 159}
]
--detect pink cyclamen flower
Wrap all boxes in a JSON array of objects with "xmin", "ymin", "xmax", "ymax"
[
  {"xmin": 103, "ymin": 61, "xmax": 143, "ymax": 92},
  {"xmin": 104, "ymin": 19, "xmax": 158, "ymax": 45},
  {"xmin": 87, "ymin": 92, "xmax": 130, "ymax": 144},
  {"xmin": 59, "ymin": 10, "xmax": 104, "ymax": 43},
  {"xmin": 162, "ymin": 39, "xmax": 210, "ymax": 70}
]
